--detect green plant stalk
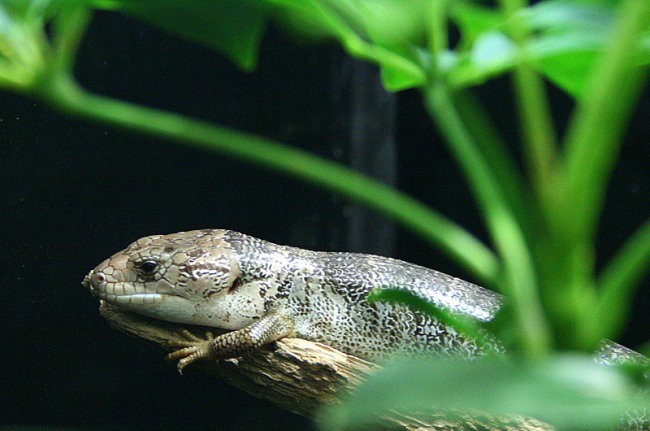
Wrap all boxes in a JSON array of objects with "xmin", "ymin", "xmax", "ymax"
[
  {"xmin": 454, "ymin": 91, "xmax": 533, "ymax": 240},
  {"xmin": 597, "ymin": 218, "xmax": 650, "ymax": 340},
  {"xmin": 547, "ymin": 0, "xmax": 650, "ymax": 346},
  {"xmin": 425, "ymin": 83, "xmax": 551, "ymax": 357},
  {"xmin": 560, "ymin": 0, "xmax": 650, "ymax": 242},
  {"xmin": 50, "ymin": 6, "xmax": 92, "ymax": 75},
  {"xmin": 35, "ymin": 71, "xmax": 498, "ymax": 283},
  {"xmin": 511, "ymin": 65, "xmax": 557, "ymax": 199},
  {"xmin": 428, "ymin": 0, "xmax": 449, "ymax": 63},
  {"xmin": 498, "ymin": 0, "xmax": 558, "ymax": 203}
]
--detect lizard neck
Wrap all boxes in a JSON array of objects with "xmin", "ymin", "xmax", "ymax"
[{"xmin": 224, "ymin": 230, "xmax": 317, "ymax": 297}]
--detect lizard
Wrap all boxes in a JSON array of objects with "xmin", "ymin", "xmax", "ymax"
[
  {"xmin": 82, "ymin": 229, "xmax": 645, "ymax": 376},
  {"xmin": 82, "ymin": 228, "xmax": 649, "ymax": 429},
  {"xmin": 83, "ymin": 228, "xmax": 506, "ymax": 373}
]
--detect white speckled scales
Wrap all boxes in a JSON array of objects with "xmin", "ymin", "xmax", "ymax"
[
  {"xmin": 84, "ymin": 229, "xmax": 649, "ymax": 427},
  {"xmin": 224, "ymin": 230, "xmax": 502, "ymax": 359},
  {"xmin": 84, "ymin": 229, "xmax": 502, "ymax": 361}
]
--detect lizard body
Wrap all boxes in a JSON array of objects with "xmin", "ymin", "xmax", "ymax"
[
  {"xmin": 83, "ymin": 229, "xmax": 648, "ymax": 428},
  {"xmin": 84, "ymin": 229, "xmax": 502, "ymax": 369}
]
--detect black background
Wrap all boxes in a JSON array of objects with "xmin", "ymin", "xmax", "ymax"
[{"xmin": 2, "ymin": 9, "xmax": 649, "ymax": 431}]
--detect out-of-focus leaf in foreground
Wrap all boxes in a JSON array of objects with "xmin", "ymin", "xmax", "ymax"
[{"xmin": 319, "ymin": 355, "xmax": 648, "ymax": 430}]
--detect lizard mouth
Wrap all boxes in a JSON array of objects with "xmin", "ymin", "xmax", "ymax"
[
  {"xmin": 82, "ymin": 269, "xmax": 205, "ymax": 325},
  {"xmin": 82, "ymin": 269, "xmax": 165, "ymax": 305},
  {"xmin": 96, "ymin": 292, "xmax": 164, "ymax": 305}
]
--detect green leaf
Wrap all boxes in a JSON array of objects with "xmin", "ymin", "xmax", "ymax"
[
  {"xmin": 531, "ymin": 36, "xmax": 604, "ymax": 97},
  {"xmin": 523, "ymin": 0, "xmax": 650, "ymax": 98},
  {"xmin": 102, "ymin": 0, "xmax": 271, "ymax": 71},
  {"xmin": 450, "ymin": 2, "xmax": 504, "ymax": 49},
  {"xmin": 522, "ymin": 0, "xmax": 615, "ymax": 97},
  {"xmin": 269, "ymin": 0, "xmax": 427, "ymax": 90},
  {"xmin": 597, "ymin": 219, "xmax": 650, "ymax": 340},
  {"xmin": 445, "ymin": 0, "xmax": 650, "ymax": 98},
  {"xmin": 0, "ymin": 0, "xmax": 54, "ymax": 89},
  {"xmin": 368, "ymin": 288, "xmax": 497, "ymax": 352},
  {"xmin": 520, "ymin": 0, "xmax": 615, "ymax": 32},
  {"xmin": 319, "ymin": 355, "xmax": 647, "ymax": 431},
  {"xmin": 446, "ymin": 31, "xmax": 517, "ymax": 88},
  {"xmin": 3, "ymin": 0, "xmax": 93, "ymax": 20}
]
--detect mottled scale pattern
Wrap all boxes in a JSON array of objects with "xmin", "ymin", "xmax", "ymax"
[
  {"xmin": 226, "ymin": 230, "xmax": 503, "ymax": 359},
  {"xmin": 85, "ymin": 228, "xmax": 503, "ymax": 360},
  {"xmin": 83, "ymin": 229, "xmax": 648, "ymax": 428}
]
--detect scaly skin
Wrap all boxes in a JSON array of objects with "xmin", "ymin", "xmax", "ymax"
[
  {"xmin": 83, "ymin": 229, "xmax": 649, "ymax": 427},
  {"xmin": 82, "ymin": 230, "xmax": 644, "ymax": 368},
  {"xmin": 83, "ymin": 229, "xmax": 504, "ymax": 372}
]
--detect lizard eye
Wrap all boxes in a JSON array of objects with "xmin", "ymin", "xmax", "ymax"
[{"xmin": 139, "ymin": 260, "xmax": 158, "ymax": 275}]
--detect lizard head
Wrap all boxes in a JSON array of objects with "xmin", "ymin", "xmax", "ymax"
[{"xmin": 82, "ymin": 229, "xmax": 250, "ymax": 328}]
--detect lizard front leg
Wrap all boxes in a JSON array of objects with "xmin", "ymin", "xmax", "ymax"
[{"xmin": 167, "ymin": 312, "xmax": 294, "ymax": 374}]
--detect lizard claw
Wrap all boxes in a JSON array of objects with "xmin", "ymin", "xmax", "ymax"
[{"xmin": 166, "ymin": 331, "xmax": 215, "ymax": 374}]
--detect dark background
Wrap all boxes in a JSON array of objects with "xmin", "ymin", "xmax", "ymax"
[{"xmin": 2, "ymin": 9, "xmax": 649, "ymax": 431}]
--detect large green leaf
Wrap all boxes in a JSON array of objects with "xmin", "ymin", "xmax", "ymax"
[
  {"xmin": 270, "ymin": 0, "xmax": 427, "ymax": 90},
  {"xmin": 447, "ymin": 0, "xmax": 650, "ymax": 98},
  {"xmin": 450, "ymin": 2, "xmax": 504, "ymax": 50},
  {"xmin": 523, "ymin": 0, "xmax": 614, "ymax": 98},
  {"xmin": 319, "ymin": 355, "xmax": 647, "ymax": 430},
  {"xmin": 89, "ymin": 0, "xmax": 649, "ymax": 95},
  {"xmin": 99, "ymin": 0, "xmax": 270, "ymax": 71},
  {"xmin": 0, "ymin": 0, "xmax": 61, "ymax": 89}
]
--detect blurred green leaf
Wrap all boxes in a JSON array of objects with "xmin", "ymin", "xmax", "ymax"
[
  {"xmin": 531, "ymin": 37, "xmax": 603, "ymax": 97},
  {"xmin": 446, "ymin": 0, "xmax": 650, "ymax": 98},
  {"xmin": 445, "ymin": 31, "xmax": 517, "ymax": 88},
  {"xmin": 319, "ymin": 355, "xmax": 647, "ymax": 431},
  {"xmin": 597, "ymin": 219, "xmax": 650, "ymax": 339},
  {"xmin": 1, "ymin": 0, "xmax": 52, "ymax": 17},
  {"xmin": 450, "ymin": 2, "xmax": 504, "ymax": 49},
  {"xmin": 521, "ymin": 0, "xmax": 614, "ymax": 31},
  {"xmin": 0, "ymin": 0, "xmax": 51, "ymax": 89},
  {"xmin": 102, "ymin": 0, "xmax": 270, "ymax": 71},
  {"xmin": 2, "ymin": 0, "xmax": 92, "ymax": 20},
  {"xmin": 86, "ymin": 0, "xmax": 649, "ymax": 95},
  {"xmin": 522, "ymin": 0, "xmax": 650, "ymax": 97},
  {"xmin": 368, "ymin": 288, "xmax": 496, "ymax": 352},
  {"xmin": 523, "ymin": 0, "xmax": 614, "ymax": 97},
  {"xmin": 270, "ymin": 0, "xmax": 428, "ymax": 90}
]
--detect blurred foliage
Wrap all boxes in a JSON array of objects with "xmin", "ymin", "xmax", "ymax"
[
  {"xmin": 1, "ymin": 0, "xmax": 649, "ymax": 429},
  {"xmin": 320, "ymin": 354, "xmax": 647, "ymax": 430},
  {"xmin": 91, "ymin": 0, "xmax": 650, "ymax": 96}
]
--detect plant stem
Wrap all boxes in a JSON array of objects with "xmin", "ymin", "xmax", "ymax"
[
  {"xmin": 454, "ymin": 91, "xmax": 533, "ymax": 240},
  {"xmin": 513, "ymin": 65, "xmax": 557, "ymax": 198},
  {"xmin": 560, "ymin": 0, "xmax": 650, "ymax": 242},
  {"xmin": 50, "ymin": 6, "xmax": 92, "ymax": 75},
  {"xmin": 425, "ymin": 83, "xmax": 551, "ymax": 357},
  {"xmin": 428, "ymin": 0, "xmax": 449, "ymax": 63},
  {"xmin": 498, "ymin": 0, "xmax": 557, "ymax": 203},
  {"xmin": 597, "ymin": 219, "xmax": 650, "ymax": 340},
  {"xmin": 37, "ymin": 72, "xmax": 498, "ymax": 282}
]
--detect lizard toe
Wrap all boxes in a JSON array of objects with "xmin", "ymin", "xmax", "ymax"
[{"xmin": 166, "ymin": 345, "xmax": 198, "ymax": 361}]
